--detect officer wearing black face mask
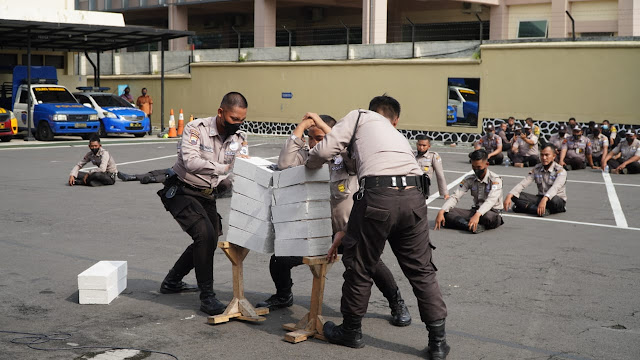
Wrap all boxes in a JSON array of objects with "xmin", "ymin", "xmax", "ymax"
[
  {"xmin": 602, "ymin": 129, "xmax": 640, "ymax": 174},
  {"xmin": 559, "ymin": 125, "xmax": 593, "ymax": 171},
  {"xmin": 549, "ymin": 125, "xmax": 569, "ymax": 149},
  {"xmin": 68, "ymin": 134, "xmax": 117, "ymax": 187},
  {"xmin": 157, "ymin": 92, "xmax": 249, "ymax": 316},
  {"xmin": 435, "ymin": 149, "xmax": 504, "ymax": 234},
  {"xmin": 587, "ymin": 124, "xmax": 609, "ymax": 168}
]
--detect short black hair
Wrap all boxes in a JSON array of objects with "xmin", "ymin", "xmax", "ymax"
[
  {"xmin": 526, "ymin": 117, "xmax": 533, "ymax": 122},
  {"xmin": 142, "ymin": 87, "xmax": 147, "ymax": 91},
  {"xmin": 319, "ymin": 115, "xmax": 336, "ymax": 128},
  {"xmin": 588, "ymin": 121, "xmax": 596, "ymax": 127},
  {"xmin": 469, "ymin": 149, "xmax": 488, "ymax": 161},
  {"xmin": 220, "ymin": 92, "xmax": 248, "ymax": 110},
  {"xmin": 369, "ymin": 94, "xmax": 401, "ymax": 121},
  {"xmin": 602, "ymin": 119, "xmax": 610, "ymax": 124},
  {"xmin": 568, "ymin": 117, "xmax": 576, "ymax": 121},
  {"xmin": 89, "ymin": 134, "xmax": 101, "ymax": 143},
  {"xmin": 416, "ymin": 134, "xmax": 430, "ymax": 142},
  {"xmin": 508, "ymin": 116, "xmax": 515, "ymax": 121},
  {"xmin": 541, "ymin": 143, "xmax": 557, "ymax": 154}
]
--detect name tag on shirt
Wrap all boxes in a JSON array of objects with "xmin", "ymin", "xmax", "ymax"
[{"xmin": 200, "ymin": 144, "xmax": 213, "ymax": 152}]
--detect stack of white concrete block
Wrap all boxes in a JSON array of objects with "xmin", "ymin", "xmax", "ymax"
[
  {"xmin": 78, "ymin": 261, "xmax": 127, "ymax": 305},
  {"xmin": 227, "ymin": 157, "xmax": 276, "ymax": 253},
  {"xmin": 271, "ymin": 164, "xmax": 333, "ymax": 256}
]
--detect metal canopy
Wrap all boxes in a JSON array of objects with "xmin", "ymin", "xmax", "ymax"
[{"xmin": 0, "ymin": 19, "xmax": 193, "ymax": 52}]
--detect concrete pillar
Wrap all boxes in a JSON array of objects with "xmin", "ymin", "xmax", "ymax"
[
  {"xmin": 549, "ymin": 0, "xmax": 568, "ymax": 38},
  {"xmin": 254, "ymin": 0, "xmax": 277, "ymax": 48},
  {"xmin": 168, "ymin": 4, "xmax": 188, "ymax": 51},
  {"xmin": 489, "ymin": 1, "xmax": 509, "ymax": 40},
  {"xmin": 619, "ymin": 0, "xmax": 640, "ymax": 36},
  {"xmin": 362, "ymin": 0, "xmax": 387, "ymax": 44}
]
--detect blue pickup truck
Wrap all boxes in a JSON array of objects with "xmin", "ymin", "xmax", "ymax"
[{"xmin": 0, "ymin": 66, "xmax": 99, "ymax": 141}]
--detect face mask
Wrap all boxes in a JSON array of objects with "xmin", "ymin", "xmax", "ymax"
[
  {"xmin": 525, "ymin": 129, "xmax": 531, "ymax": 135},
  {"xmin": 417, "ymin": 151, "xmax": 426, "ymax": 157},
  {"xmin": 224, "ymin": 121, "xmax": 241, "ymax": 134},
  {"xmin": 559, "ymin": 132, "xmax": 566, "ymax": 137},
  {"xmin": 487, "ymin": 131, "xmax": 494, "ymax": 137},
  {"xmin": 142, "ymin": 92, "xmax": 147, "ymax": 96},
  {"xmin": 91, "ymin": 148, "xmax": 99, "ymax": 155},
  {"xmin": 602, "ymin": 125, "xmax": 609, "ymax": 130},
  {"xmin": 474, "ymin": 168, "xmax": 486, "ymax": 179},
  {"xmin": 627, "ymin": 137, "xmax": 634, "ymax": 144},
  {"xmin": 573, "ymin": 134, "xmax": 581, "ymax": 140}
]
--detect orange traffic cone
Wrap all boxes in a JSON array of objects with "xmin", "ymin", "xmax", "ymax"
[
  {"xmin": 177, "ymin": 109, "xmax": 185, "ymax": 136},
  {"xmin": 167, "ymin": 109, "xmax": 177, "ymax": 138}
]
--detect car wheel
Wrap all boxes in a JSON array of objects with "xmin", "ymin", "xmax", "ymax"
[
  {"xmin": 37, "ymin": 122, "xmax": 54, "ymax": 141},
  {"xmin": 468, "ymin": 114, "xmax": 478, "ymax": 127},
  {"xmin": 0, "ymin": 136, "xmax": 12, "ymax": 142},
  {"xmin": 134, "ymin": 133, "xmax": 145, "ymax": 138},
  {"xmin": 98, "ymin": 121, "xmax": 107, "ymax": 137}
]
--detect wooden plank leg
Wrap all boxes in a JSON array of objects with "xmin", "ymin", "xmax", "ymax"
[{"xmin": 208, "ymin": 242, "xmax": 269, "ymax": 325}]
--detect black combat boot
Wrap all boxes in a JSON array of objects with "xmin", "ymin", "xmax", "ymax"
[
  {"xmin": 198, "ymin": 280, "xmax": 226, "ymax": 316},
  {"xmin": 323, "ymin": 315, "xmax": 365, "ymax": 349},
  {"xmin": 387, "ymin": 289, "xmax": 411, "ymax": 327},
  {"xmin": 527, "ymin": 204, "xmax": 550, "ymax": 217},
  {"xmin": 140, "ymin": 175, "xmax": 157, "ymax": 184},
  {"xmin": 160, "ymin": 268, "xmax": 199, "ymax": 294},
  {"xmin": 426, "ymin": 319, "xmax": 450, "ymax": 360},
  {"xmin": 117, "ymin": 172, "xmax": 138, "ymax": 181},
  {"xmin": 255, "ymin": 292, "xmax": 293, "ymax": 310}
]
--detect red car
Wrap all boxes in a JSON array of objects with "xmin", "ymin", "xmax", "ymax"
[{"xmin": 0, "ymin": 107, "xmax": 18, "ymax": 142}]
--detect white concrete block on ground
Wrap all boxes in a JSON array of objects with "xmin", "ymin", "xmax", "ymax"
[
  {"xmin": 271, "ymin": 200, "xmax": 332, "ymax": 223},
  {"xmin": 79, "ymin": 278, "xmax": 127, "ymax": 305},
  {"xmin": 233, "ymin": 157, "xmax": 274, "ymax": 187},
  {"xmin": 272, "ymin": 164, "xmax": 330, "ymax": 188},
  {"xmin": 77, "ymin": 261, "xmax": 127, "ymax": 290},
  {"xmin": 230, "ymin": 192, "xmax": 272, "ymax": 222},
  {"xmin": 274, "ymin": 237, "xmax": 333, "ymax": 256},
  {"xmin": 274, "ymin": 218, "xmax": 333, "ymax": 240},
  {"xmin": 272, "ymin": 183, "xmax": 330, "ymax": 206},
  {"xmin": 226, "ymin": 225, "xmax": 274, "ymax": 254},
  {"xmin": 232, "ymin": 175, "xmax": 272, "ymax": 204},
  {"xmin": 228, "ymin": 210, "xmax": 274, "ymax": 237}
]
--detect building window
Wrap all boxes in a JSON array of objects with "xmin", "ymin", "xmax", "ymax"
[
  {"xmin": 517, "ymin": 20, "xmax": 548, "ymax": 38},
  {"xmin": 21, "ymin": 54, "xmax": 44, "ymax": 66},
  {"xmin": 45, "ymin": 55, "xmax": 65, "ymax": 69}
]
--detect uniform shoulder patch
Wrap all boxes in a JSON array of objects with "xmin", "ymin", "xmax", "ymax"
[{"xmin": 189, "ymin": 129, "xmax": 200, "ymax": 145}]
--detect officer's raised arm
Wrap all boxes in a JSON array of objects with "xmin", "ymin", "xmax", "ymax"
[{"xmin": 306, "ymin": 110, "xmax": 359, "ymax": 169}]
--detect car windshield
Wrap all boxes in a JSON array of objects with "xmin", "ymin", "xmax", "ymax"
[
  {"xmin": 459, "ymin": 89, "xmax": 479, "ymax": 102},
  {"xmin": 33, "ymin": 87, "xmax": 78, "ymax": 103},
  {"xmin": 92, "ymin": 94, "xmax": 134, "ymax": 108}
]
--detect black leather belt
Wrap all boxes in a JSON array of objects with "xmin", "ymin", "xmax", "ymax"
[
  {"xmin": 362, "ymin": 175, "xmax": 421, "ymax": 189},
  {"xmin": 176, "ymin": 178, "xmax": 215, "ymax": 196}
]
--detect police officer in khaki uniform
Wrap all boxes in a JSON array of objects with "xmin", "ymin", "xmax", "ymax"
[
  {"xmin": 602, "ymin": 129, "xmax": 640, "ymax": 174},
  {"xmin": 415, "ymin": 135, "xmax": 449, "ymax": 199},
  {"xmin": 509, "ymin": 124, "xmax": 540, "ymax": 167},
  {"xmin": 157, "ymin": 92, "xmax": 249, "ymax": 316},
  {"xmin": 504, "ymin": 143, "xmax": 567, "ymax": 216},
  {"xmin": 435, "ymin": 149, "xmax": 503, "ymax": 234},
  {"xmin": 587, "ymin": 124, "xmax": 609, "ymax": 168},
  {"xmin": 69, "ymin": 134, "xmax": 118, "ymax": 187},
  {"xmin": 548, "ymin": 125, "xmax": 569, "ymax": 149},
  {"xmin": 257, "ymin": 114, "xmax": 411, "ymax": 327},
  {"xmin": 306, "ymin": 96, "xmax": 449, "ymax": 359},
  {"xmin": 474, "ymin": 124, "xmax": 504, "ymax": 165},
  {"xmin": 559, "ymin": 125, "xmax": 593, "ymax": 170}
]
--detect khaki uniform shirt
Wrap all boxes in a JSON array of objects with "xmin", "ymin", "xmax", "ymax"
[
  {"xmin": 441, "ymin": 170, "xmax": 503, "ymax": 216},
  {"xmin": 587, "ymin": 133, "xmax": 609, "ymax": 157},
  {"xmin": 70, "ymin": 148, "xmax": 117, "ymax": 177},
  {"xmin": 548, "ymin": 133, "xmax": 569, "ymax": 149},
  {"xmin": 307, "ymin": 110, "xmax": 422, "ymax": 178},
  {"xmin": 136, "ymin": 95, "xmax": 153, "ymax": 115},
  {"xmin": 172, "ymin": 116, "xmax": 247, "ymax": 189},
  {"xmin": 477, "ymin": 134, "xmax": 502, "ymax": 153},
  {"xmin": 278, "ymin": 134, "xmax": 357, "ymax": 233},
  {"xmin": 509, "ymin": 161, "xmax": 567, "ymax": 201},
  {"xmin": 415, "ymin": 150, "xmax": 448, "ymax": 197},
  {"xmin": 610, "ymin": 138, "xmax": 640, "ymax": 163},
  {"xmin": 561, "ymin": 135, "xmax": 592, "ymax": 161},
  {"xmin": 513, "ymin": 134, "xmax": 539, "ymax": 157}
]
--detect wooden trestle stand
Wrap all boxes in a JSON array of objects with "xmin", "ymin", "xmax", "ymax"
[
  {"xmin": 208, "ymin": 241, "xmax": 269, "ymax": 324},
  {"xmin": 282, "ymin": 255, "xmax": 338, "ymax": 343}
]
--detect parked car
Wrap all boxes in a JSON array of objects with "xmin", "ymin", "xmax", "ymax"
[
  {"xmin": 0, "ymin": 107, "xmax": 18, "ymax": 142},
  {"xmin": 448, "ymin": 85, "xmax": 479, "ymax": 126},
  {"xmin": 74, "ymin": 88, "xmax": 149, "ymax": 137}
]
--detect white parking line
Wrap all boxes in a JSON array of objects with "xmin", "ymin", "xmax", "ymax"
[
  {"xmin": 602, "ymin": 171, "xmax": 628, "ymax": 228},
  {"xmin": 426, "ymin": 170, "xmax": 472, "ymax": 204},
  {"xmin": 427, "ymin": 206, "xmax": 640, "ymax": 232}
]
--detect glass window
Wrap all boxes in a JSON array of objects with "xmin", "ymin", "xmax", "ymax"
[
  {"xmin": 32, "ymin": 87, "xmax": 77, "ymax": 103},
  {"xmin": 45, "ymin": 55, "xmax": 65, "ymax": 69},
  {"xmin": 517, "ymin": 20, "xmax": 548, "ymax": 38},
  {"xmin": 21, "ymin": 54, "xmax": 44, "ymax": 66},
  {"xmin": 92, "ymin": 94, "xmax": 134, "ymax": 108},
  {"xmin": 449, "ymin": 90, "xmax": 458, "ymax": 101},
  {"xmin": 19, "ymin": 89, "xmax": 29, "ymax": 103},
  {"xmin": 76, "ymin": 95, "xmax": 91, "ymax": 105}
]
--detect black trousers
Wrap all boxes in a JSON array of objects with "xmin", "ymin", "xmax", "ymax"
[
  {"xmin": 133, "ymin": 169, "xmax": 167, "ymax": 183},
  {"xmin": 159, "ymin": 187, "xmax": 220, "ymax": 285},
  {"xmin": 443, "ymin": 207, "xmax": 503, "ymax": 229},
  {"xmin": 268, "ymin": 253, "xmax": 400, "ymax": 300},
  {"xmin": 564, "ymin": 156, "xmax": 586, "ymax": 170},
  {"xmin": 512, "ymin": 192, "xmax": 566, "ymax": 214},
  {"xmin": 488, "ymin": 152, "xmax": 504, "ymax": 165},
  {"xmin": 607, "ymin": 159, "xmax": 640, "ymax": 174},
  {"xmin": 341, "ymin": 187, "xmax": 447, "ymax": 323},
  {"xmin": 509, "ymin": 153, "xmax": 540, "ymax": 166},
  {"xmin": 77, "ymin": 171, "xmax": 116, "ymax": 186},
  {"xmin": 592, "ymin": 154, "xmax": 603, "ymax": 166}
]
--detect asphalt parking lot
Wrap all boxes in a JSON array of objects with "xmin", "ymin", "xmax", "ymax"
[{"xmin": 1, "ymin": 135, "xmax": 639, "ymax": 360}]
